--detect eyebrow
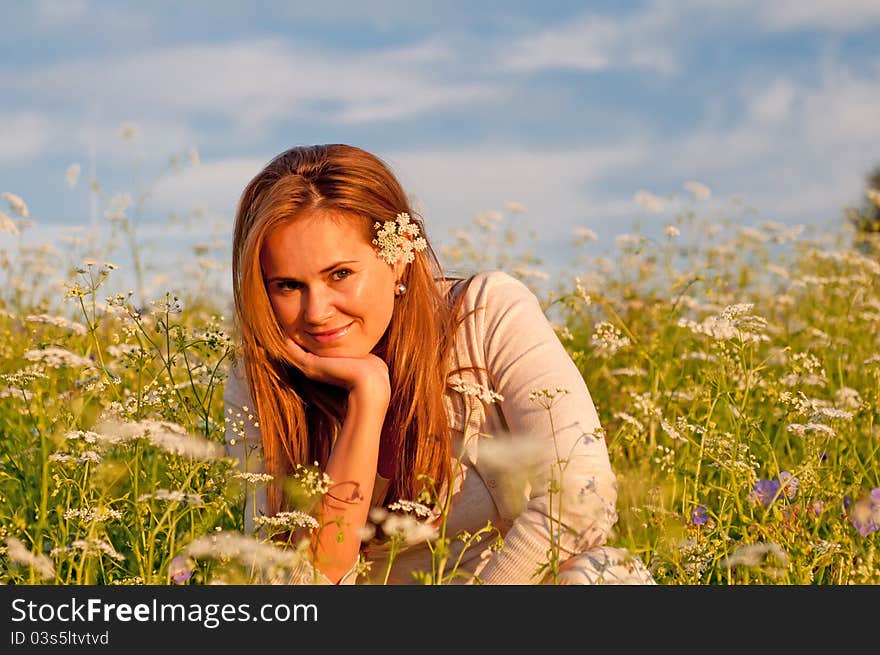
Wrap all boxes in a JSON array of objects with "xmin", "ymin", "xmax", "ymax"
[{"xmin": 266, "ymin": 260, "xmax": 359, "ymax": 284}]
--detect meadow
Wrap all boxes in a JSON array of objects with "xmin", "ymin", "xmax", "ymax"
[{"xmin": 1, "ymin": 157, "xmax": 879, "ymax": 585}]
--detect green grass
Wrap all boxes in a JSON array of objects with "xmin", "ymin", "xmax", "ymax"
[{"xmin": 2, "ymin": 183, "xmax": 878, "ymax": 585}]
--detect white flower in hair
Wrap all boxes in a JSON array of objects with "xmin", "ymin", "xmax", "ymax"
[{"xmin": 372, "ymin": 212, "xmax": 428, "ymax": 265}]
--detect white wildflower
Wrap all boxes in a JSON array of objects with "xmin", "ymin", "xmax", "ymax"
[
  {"xmin": 765, "ymin": 263, "xmax": 790, "ymax": 279},
  {"xmin": 24, "ymin": 313, "xmax": 88, "ymax": 335},
  {"xmin": 104, "ymin": 192, "xmax": 133, "ymax": 223},
  {"xmin": 292, "ymin": 462, "xmax": 332, "ymax": 497},
  {"xmin": 573, "ymin": 227, "xmax": 598, "ymax": 242},
  {"xmin": 0, "ymin": 388, "xmax": 34, "ymax": 401},
  {"xmin": 680, "ymin": 351, "xmax": 718, "ymax": 362},
  {"xmin": 786, "ymin": 423, "xmax": 836, "ymax": 438},
  {"xmin": 372, "ymin": 212, "xmax": 427, "ymax": 265},
  {"xmin": 474, "ymin": 209, "xmax": 503, "ymax": 227},
  {"xmin": 553, "ymin": 323, "xmax": 574, "ymax": 341},
  {"xmin": 0, "ymin": 210, "xmax": 19, "ymax": 235},
  {"xmin": 778, "ymin": 391, "xmax": 830, "ymax": 417},
  {"xmin": 137, "ymin": 489, "xmax": 204, "ymax": 506},
  {"xmin": 722, "ymin": 542, "xmax": 789, "ymax": 577},
  {"xmin": 665, "ymin": 225, "xmax": 680, "ymax": 238},
  {"xmin": 634, "ymin": 190, "xmax": 665, "ymax": 213},
  {"xmin": 387, "ymin": 499, "xmax": 433, "ymax": 519},
  {"xmin": 528, "ymin": 387, "xmax": 570, "ymax": 408},
  {"xmin": 64, "ymin": 507, "xmax": 123, "ymax": 523},
  {"xmin": 78, "ymin": 451, "xmax": 102, "ymax": 464},
  {"xmin": 512, "ymin": 267, "xmax": 550, "ymax": 281},
  {"xmin": 381, "ymin": 513, "xmax": 438, "ymax": 545},
  {"xmin": 65, "ymin": 163, "xmax": 81, "ymax": 189},
  {"xmin": 198, "ymin": 257, "xmax": 224, "ymax": 271},
  {"xmin": 91, "ymin": 418, "xmax": 225, "ymax": 461},
  {"xmin": 119, "ymin": 122, "xmax": 138, "ymax": 142},
  {"xmin": 71, "ymin": 538, "xmax": 125, "ymax": 561},
  {"xmin": 739, "ymin": 226, "xmax": 770, "ymax": 243},
  {"xmin": 2, "ymin": 192, "xmax": 29, "ymax": 218},
  {"xmin": 106, "ymin": 343, "xmax": 143, "ymax": 359},
  {"xmin": 590, "ymin": 321, "xmax": 631, "ymax": 357},
  {"xmin": 677, "ymin": 303, "xmax": 770, "ymax": 343},
  {"xmin": 614, "ymin": 412, "xmax": 644, "ymax": 432},
  {"xmin": 615, "ymin": 233, "xmax": 643, "ymax": 249},
  {"xmin": 65, "ymin": 430, "xmax": 100, "ymax": 443},
  {"xmin": 573, "ymin": 277, "xmax": 591, "ymax": 304},
  {"xmin": 660, "ymin": 419, "xmax": 686, "ymax": 442},
  {"xmin": 231, "ymin": 472, "xmax": 275, "ymax": 484},
  {"xmin": 834, "ymin": 387, "xmax": 862, "ymax": 411},
  {"xmin": 808, "ymin": 407, "xmax": 853, "ymax": 422},
  {"xmin": 5, "ymin": 537, "xmax": 55, "ymax": 580},
  {"xmin": 450, "ymin": 379, "xmax": 504, "ymax": 404},
  {"xmin": 609, "ymin": 367, "xmax": 647, "ymax": 377},
  {"xmin": 24, "ymin": 347, "xmax": 94, "ymax": 369},
  {"xmin": 629, "ymin": 392, "xmax": 662, "ymax": 420},
  {"xmin": 185, "ymin": 531, "xmax": 304, "ymax": 572},
  {"xmin": 683, "ymin": 181, "xmax": 711, "ymax": 200},
  {"xmin": 254, "ymin": 511, "xmax": 320, "ymax": 532}
]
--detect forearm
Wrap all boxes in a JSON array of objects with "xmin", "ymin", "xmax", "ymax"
[{"xmin": 311, "ymin": 388, "xmax": 387, "ymax": 583}]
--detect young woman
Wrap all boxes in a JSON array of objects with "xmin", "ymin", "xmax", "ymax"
[{"xmin": 224, "ymin": 144, "xmax": 654, "ymax": 585}]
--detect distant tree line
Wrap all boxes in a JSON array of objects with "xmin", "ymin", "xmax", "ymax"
[{"xmin": 846, "ymin": 164, "xmax": 880, "ymax": 244}]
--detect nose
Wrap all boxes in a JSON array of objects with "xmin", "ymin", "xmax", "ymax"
[{"xmin": 302, "ymin": 285, "xmax": 336, "ymax": 325}]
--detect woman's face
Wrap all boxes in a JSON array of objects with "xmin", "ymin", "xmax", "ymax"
[{"xmin": 260, "ymin": 210, "xmax": 403, "ymax": 357}]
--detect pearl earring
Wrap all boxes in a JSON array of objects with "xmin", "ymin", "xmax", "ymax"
[{"xmin": 394, "ymin": 282, "xmax": 407, "ymax": 296}]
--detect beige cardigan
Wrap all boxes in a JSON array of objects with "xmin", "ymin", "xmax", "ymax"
[{"xmin": 223, "ymin": 271, "xmax": 620, "ymax": 584}]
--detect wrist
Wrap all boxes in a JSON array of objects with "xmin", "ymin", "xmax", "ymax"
[{"xmin": 348, "ymin": 379, "xmax": 391, "ymax": 412}]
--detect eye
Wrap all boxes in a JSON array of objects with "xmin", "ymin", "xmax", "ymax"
[
  {"xmin": 331, "ymin": 268, "xmax": 353, "ymax": 281},
  {"xmin": 275, "ymin": 280, "xmax": 302, "ymax": 291}
]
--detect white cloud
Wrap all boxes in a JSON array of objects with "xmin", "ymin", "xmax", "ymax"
[
  {"xmin": 0, "ymin": 108, "xmax": 196, "ymax": 170},
  {"xmin": 758, "ymin": 0, "xmax": 880, "ymax": 31},
  {"xmin": 145, "ymin": 144, "xmax": 650, "ymax": 254},
  {"xmin": 622, "ymin": 62, "xmax": 880, "ymax": 223},
  {"xmin": 35, "ymin": 0, "xmax": 87, "ymax": 23},
  {"xmin": 746, "ymin": 79, "xmax": 797, "ymax": 124},
  {"xmin": 680, "ymin": 0, "xmax": 880, "ymax": 32},
  {"xmin": 0, "ymin": 113, "xmax": 52, "ymax": 163},
  {"xmin": 150, "ymin": 156, "xmax": 267, "ymax": 224},
  {"xmin": 502, "ymin": 3, "xmax": 678, "ymax": 74},
  {"xmin": 387, "ymin": 144, "xmax": 649, "ymax": 235},
  {"xmin": 4, "ymin": 38, "xmax": 502, "ymax": 132}
]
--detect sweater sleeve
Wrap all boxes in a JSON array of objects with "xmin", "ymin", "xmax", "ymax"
[{"xmin": 468, "ymin": 272, "xmax": 619, "ymax": 584}]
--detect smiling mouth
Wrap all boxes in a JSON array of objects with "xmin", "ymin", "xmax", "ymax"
[{"xmin": 308, "ymin": 322, "xmax": 353, "ymax": 343}]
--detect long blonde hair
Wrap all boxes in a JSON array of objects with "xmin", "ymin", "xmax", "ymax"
[{"xmin": 232, "ymin": 144, "xmax": 467, "ymax": 515}]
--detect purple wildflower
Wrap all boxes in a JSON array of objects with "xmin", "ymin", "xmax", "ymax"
[
  {"xmin": 750, "ymin": 478, "xmax": 781, "ymax": 508},
  {"xmin": 778, "ymin": 471, "xmax": 799, "ymax": 500},
  {"xmin": 810, "ymin": 499, "xmax": 824, "ymax": 517},
  {"xmin": 691, "ymin": 505, "xmax": 709, "ymax": 526},
  {"xmin": 169, "ymin": 555, "xmax": 195, "ymax": 584},
  {"xmin": 849, "ymin": 498, "xmax": 879, "ymax": 537},
  {"xmin": 871, "ymin": 488, "xmax": 880, "ymax": 504}
]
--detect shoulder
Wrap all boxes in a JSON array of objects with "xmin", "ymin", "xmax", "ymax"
[
  {"xmin": 444, "ymin": 270, "xmax": 537, "ymax": 310},
  {"xmin": 445, "ymin": 271, "xmax": 549, "ymax": 354}
]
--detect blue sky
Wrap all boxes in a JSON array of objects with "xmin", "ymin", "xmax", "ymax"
[{"xmin": 2, "ymin": 0, "xmax": 880, "ymax": 294}]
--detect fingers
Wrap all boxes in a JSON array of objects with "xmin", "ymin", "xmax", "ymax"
[
  {"xmin": 283, "ymin": 337, "xmax": 346, "ymax": 388},
  {"xmin": 283, "ymin": 337, "xmax": 316, "ymax": 374}
]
